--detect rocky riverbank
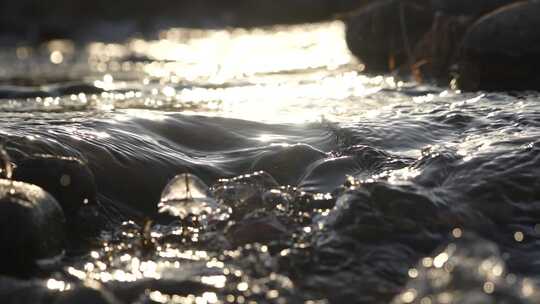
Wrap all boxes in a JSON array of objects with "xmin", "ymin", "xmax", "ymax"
[{"xmin": 345, "ymin": 0, "xmax": 540, "ymax": 90}]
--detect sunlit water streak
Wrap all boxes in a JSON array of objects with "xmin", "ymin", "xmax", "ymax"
[{"xmin": 1, "ymin": 21, "xmax": 540, "ymax": 304}]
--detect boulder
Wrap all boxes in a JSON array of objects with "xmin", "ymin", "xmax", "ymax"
[
  {"xmin": 0, "ymin": 179, "xmax": 65, "ymax": 276},
  {"xmin": 213, "ymin": 171, "xmax": 279, "ymax": 220},
  {"xmin": 13, "ymin": 155, "xmax": 97, "ymax": 216},
  {"xmin": 345, "ymin": 0, "xmax": 433, "ymax": 72},
  {"xmin": 457, "ymin": 1, "xmax": 540, "ymax": 90}
]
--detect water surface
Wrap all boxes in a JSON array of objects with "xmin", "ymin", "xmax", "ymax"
[{"xmin": 1, "ymin": 21, "xmax": 540, "ymax": 304}]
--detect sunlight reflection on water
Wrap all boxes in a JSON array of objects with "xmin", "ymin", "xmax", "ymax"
[{"xmin": 88, "ymin": 21, "xmax": 375, "ymax": 123}]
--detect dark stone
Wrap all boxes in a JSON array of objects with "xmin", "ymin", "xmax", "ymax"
[
  {"xmin": 13, "ymin": 155, "xmax": 97, "ymax": 216},
  {"xmin": 345, "ymin": 0, "xmax": 433, "ymax": 72},
  {"xmin": 412, "ymin": 14, "xmax": 475, "ymax": 81},
  {"xmin": 213, "ymin": 171, "xmax": 279, "ymax": 220},
  {"xmin": 0, "ymin": 179, "xmax": 65, "ymax": 276},
  {"xmin": 11, "ymin": 154, "xmax": 108, "ymax": 252},
  {"xmin": 457, "ymin": 2, "xmax": 540, "ymax": 91},
  {"xmin": 225, "ymin": 212, "xmax": 289, "ymax": 247}
]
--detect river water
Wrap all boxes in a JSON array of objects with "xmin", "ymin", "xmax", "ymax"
[{"xmin": 1, "ymin": 21, "xmax": 540, "ymax": 303}]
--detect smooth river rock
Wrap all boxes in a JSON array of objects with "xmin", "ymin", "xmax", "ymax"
[
  {"xmin": 345, "ymin": 0, "xmax": 433, "ymax": 72},
  {"xmin": 13, "ymin": 155, "xmax": 98, "ymax": 216},
  {"xmin": 0, "ymin": 179, "xmax": 65, "ymax": 276},
  {"xmin": 457, "ymin": 1, "xmax": 540, "ymax": 91}
]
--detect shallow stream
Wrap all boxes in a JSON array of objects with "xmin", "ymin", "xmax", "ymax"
[{"xmin": 1, "ymin": 22, "xmax": 540, "ymax": 303}]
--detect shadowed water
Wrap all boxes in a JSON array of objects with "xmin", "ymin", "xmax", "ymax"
[{"xmin": 1, "ymin": 21, "xmax": 540, "ymax": 303}]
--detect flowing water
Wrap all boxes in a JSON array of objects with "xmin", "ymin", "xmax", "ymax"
[{"xmin": 1, "ymin": 21, "xmax": 540, "ymax": 303}]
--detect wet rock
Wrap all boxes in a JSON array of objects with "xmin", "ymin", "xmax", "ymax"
[
  {"xmin": 0, "ymin": 179, "xmax": 65, "ymax": 276},
  {"xmin": 285, "ymin": 221, "xmax": 421, "ymax": 303},
  {"xmin": 13, "ymin": 154, "xmax": 105, "ymax": 252},
  {"xmin": 262, "ymin": 188, "xmax": 294, "ymax": 211},
  {"xmin": 345, "ymin": 0, "xmax": 433, "ymax": 72},
  {"xmin": 213, "ymin": 171, "xmax": 279, "ymax": 219},
  {"xmin": 412, "ymin": 13, "xmax": 475, "ymax": 81},
  {"xmin": 67, "ymin": 204, "xmax": 111, "ymax": 254},
  {"xmin": 250, "ymin": 144, "xmax": 326, "ymax": 186},
  {"xmin": 444, "ymin": 144, "xmax": 540, "ymax": 226},
  {"xmin": 226, "ymin": 211, "xmax": 290, "ymax": 247},
  {"xmin": 13, "ymin": 154, "xmax": 97, "ymax": 216},
  {"xmin": 12, "ymin": 155, "xmax": 105, "ymax": 249},
  {"xmin": 457, "ymin": 2, "xmax": 540, "ymax": 91},
  {"xmin": 326, "ymin": 182, "xmax": 449, "ymax": 234}
]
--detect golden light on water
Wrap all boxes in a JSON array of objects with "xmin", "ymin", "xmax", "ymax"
[
  {"xmin": 80, "ymin": 21, "xmax": 423, "ymax": 124},
  {"xmin": 0, "ymin": 20, "xmax": 444, "ymax": 121},
  {"xmin": 129, "ymin": 23, "xmax": 353, "ymax": 77}
]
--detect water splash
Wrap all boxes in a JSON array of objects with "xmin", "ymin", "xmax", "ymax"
[{"xmin": 158, "ymin": 173, "xmax": 220, "ymax": 220}]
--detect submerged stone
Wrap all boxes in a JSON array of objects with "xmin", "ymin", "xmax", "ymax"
[
  {"xmin": 13, "ymin": 155, "xmax": 98, "ymax": 216},
  {"xmin": 457, "ymin": 1, "xmax": 540, "ymax": 90},
  {"xmin": 213, "ymin": 171, "xmax": 279, "ymax": 219},
  {"xmin": 0, "ymin": 179, "xmax": 65, "ymax": 276},
  {"xmin": 262, "ymin": 188, "xmax": 294, "ymax": 211},
  {"xmin": 158, "ymin": 173, "xmax": 219, "ymax": 220},
  {"xmin": 225, "ymin": 211, "xmax": 289, "ymax": 247},
  {"xmin": 345, "ymin": 0, "xmax": 433, "ymax": 72}
]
